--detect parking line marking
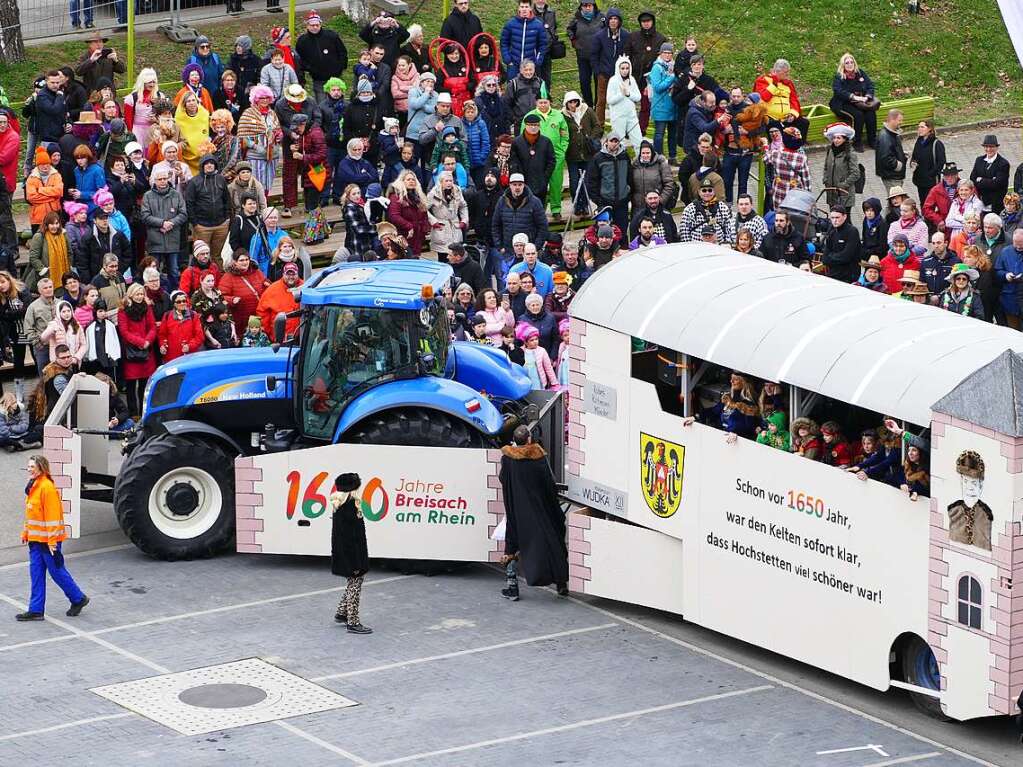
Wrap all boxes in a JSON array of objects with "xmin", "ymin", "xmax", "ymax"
[
  {"xmin": 0, "ymin": 574, "xmax": 416, "ymax": 654},
  {"xmin": 0, "ymin": 591, "xmax": 170, "ymax": 674},
  {"xmin": 366, "ymin": 685, "xmax": 774, "ymax": 766},
  {"xmin": 275, "ymin": 720, "xmax": 370, "ymax": 765},
  {"xmin": 311, "ymin": 623, "xmax": 619, "ymax": 682},
  {"xmin": 564, "ymin": 594, "xmax": 1002, "ymax": 767},
  {"xmin": 89, "ymin": 574, "xmax": 415, "ymax": 636},
  {"xmin": 856, "ymin": 754, "xmax": 943, "ymax": 767},
  {"xmin": 0, "ymin": 544, "xmax": 133, "ymax": 571},
  {"xmin": 0, "ymin": 713, "xmax": 135, "ymax": 742}
]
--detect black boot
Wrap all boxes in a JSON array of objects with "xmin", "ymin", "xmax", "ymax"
[
  {"xmin": 66, "ymin": 595, "xmax": 89, "ymax": 616},
  {"xmin": 347, "ymin": 623, "xmax": 373, "ymax": 634},
  {"xmin": 334, "ymin": 610, "xmax": 347, "ymax": 624},
  {"xmin": 501, "ymin": 583, "xmax": 519, "ymax": 601},
  {"xmin": 15, "ymin": 611, "xmax": 44, "ymax": 621},
  {"xmin": 556, "ymin": 583, "xmax": 569, "ymax": 597}
]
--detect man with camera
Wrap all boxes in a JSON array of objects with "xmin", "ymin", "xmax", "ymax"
[{"xmin": 75, "ymin": 33, "xmax": 127, "ymax": 94}]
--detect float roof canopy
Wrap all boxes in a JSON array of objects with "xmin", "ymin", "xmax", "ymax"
[{"xmin": 569, "ymin": 244, "xmax": 1023, "ymax": 427}]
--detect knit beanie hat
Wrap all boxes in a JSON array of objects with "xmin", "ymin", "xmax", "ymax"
[
  {"xmin": 34, "ymin": 145, "xmax": 51, "ymax": 165},
  {"xmin": 193, "ymin": 239, "xmax": 210, "ymax": 257}
]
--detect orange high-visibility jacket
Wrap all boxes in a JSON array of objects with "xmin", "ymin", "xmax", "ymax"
[{"xmin": 22, "ymin": 475, "xmax": 67, "ymax": 545}]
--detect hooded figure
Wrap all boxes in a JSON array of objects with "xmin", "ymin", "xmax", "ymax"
[
  {"xmin": 756, "ymin": 410, "xmax": 790, "ymax": 452},
  {"xmin": 230, "ymin": 36, "xmax": 264, "ymax": 96},
  {"xmin": 184, "ymin": 153, "xmax": 231, "ymax": 258},
  {"xmin": 499, "ymin": 426, "xmax": 570, "ymax": 596},
  {"xmin": 606, "ymin": 56, "xmax": 642, "ymax": 148},
  {"xmin": 174, "ymin": 98, "xmax": 212, "ymax": 175},
  {"xmin": 790, "ymin": 417, "xmax": 823, "ymax": 461}
]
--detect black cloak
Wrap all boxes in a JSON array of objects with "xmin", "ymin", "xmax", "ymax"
[
  {"xmin": 499, "ymin": 443, "xmax": 569, "ymax": 587},
  {"xmin": 331, "ymin": 497, "xmax": 369, "ymax": 577}
]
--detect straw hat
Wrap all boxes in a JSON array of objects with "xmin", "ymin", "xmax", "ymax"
[
  {"xmin": 859, "ymin": 254, "xmax": 883, "ymax": 270},
  {"xmin": 898, "ymin": 269, "xmax": 921, "ymax": 284}
]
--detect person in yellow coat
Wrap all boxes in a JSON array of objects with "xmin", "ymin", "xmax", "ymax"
[
  {"xmin": 522, "ymin": 83, "xmax": 570, "ymax": 220},
  {"xmin": 174, "ymin": 91, "xmax": 211, "ymax": 175},
  {"xmin": 15, "ymin": 454, "xmax": 89, "ymax": 621}
]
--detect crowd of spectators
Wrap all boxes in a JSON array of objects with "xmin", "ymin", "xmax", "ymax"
[{"xmin": 0, "ymin": 4, "xmax": 1020, "ymax": 418}]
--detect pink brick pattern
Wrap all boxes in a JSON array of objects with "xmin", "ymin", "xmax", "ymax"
[
  {"xmin": 233, "ymin": 457, "xmax": 264, "ymax": 554},
  {"xmin": 566, "ymin": 512, "xmax": 593, "ymax": 595},
  {"xmin": 927, "ymin": 414, "xmax": 1023, "ymax": 715},
  {"xmin": 567, "ymin": 320, "xmax": 588, "ymax": 479},
  {"xmin": 43, "ymin": 425, "xmax": 76, "ymax": 538},
  {"xmin": 486, "ymin": 448, "xmax": 506, "ymax": 561}
]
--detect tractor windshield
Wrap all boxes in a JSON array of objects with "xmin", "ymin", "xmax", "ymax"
[{"xmin": 299, "ymin": 305, "xmax": 416, "ymax": 440}]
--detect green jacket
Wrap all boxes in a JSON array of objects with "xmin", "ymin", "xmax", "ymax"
[{"xmin": 522, "ymin": 108, "xmax": 569, "ymax": 162}]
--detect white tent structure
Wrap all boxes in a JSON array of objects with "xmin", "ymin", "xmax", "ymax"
[
  {"xmin": 569, "ymin": 244, "xmax": 1023, "ymax": 427},
  {"xmin": 999, "ymin": 0, "xmax": 1023, "ymax": 68}
]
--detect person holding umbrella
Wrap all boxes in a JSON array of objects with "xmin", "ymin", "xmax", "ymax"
[{"xmin": 330, "ymin": 473, "xmax": 373, "ymax": 634}]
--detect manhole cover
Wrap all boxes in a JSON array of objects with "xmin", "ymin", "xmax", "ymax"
[
  {"xmin": 178, "ymin": 683, "xmax": 268, "ymax": 709},
  {"xmin": 91, "ymin": 658, "xmax": 358, "ymax": 735}
]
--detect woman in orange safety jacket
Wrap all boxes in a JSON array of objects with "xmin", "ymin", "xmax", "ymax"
[{"xmin": 15, "ymin": 454, "xmax": 88, "ymax": 621}]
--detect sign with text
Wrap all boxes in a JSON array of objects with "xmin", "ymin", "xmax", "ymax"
[
  {"xmin": 248, "ymin": 443, "xmax": 495, "ymax": 561},
  {"xmin": 582, "ymin": 380, "xmax": 618, "ymax": 420}
]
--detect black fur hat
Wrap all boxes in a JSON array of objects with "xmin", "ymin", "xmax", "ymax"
[{"xmin": 334, "ymin": 473, "xmax": 361, "ymax": 492}]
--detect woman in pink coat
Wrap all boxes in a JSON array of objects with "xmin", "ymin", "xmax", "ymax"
[
  {"xmin": 475, "ymin": 288, "xmax": 514, "ymax": 345},
  {"xmin": 41, "ymin": 300, "xmax": 87, "ymax": 364},
  {"xmin": 517, "ymin": 322, "xmax": 556, "ymax": 390}
]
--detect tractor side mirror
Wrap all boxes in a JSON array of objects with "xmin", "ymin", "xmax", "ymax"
[{"xmin": 273, "ymin": 312, "xmax": 288, "ymax": 344}]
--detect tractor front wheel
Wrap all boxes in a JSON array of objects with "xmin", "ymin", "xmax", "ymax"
[{"xmin": 113, "ymin": 434, "xmax": 236, "ymax": 560}]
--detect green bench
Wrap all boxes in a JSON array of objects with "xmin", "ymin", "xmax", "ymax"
[{"xmin": 801, "ymin": 95, "xmax": 936, "ymax": 144}]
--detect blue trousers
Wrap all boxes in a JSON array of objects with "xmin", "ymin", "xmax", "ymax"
[
  {"xmin": 28, "ymin": 541, "xmax": 84, "ymax": 614},
  {"xmin": 721, "ymin": 152, "xmax": 753, "ymax": 203},
  {"xmin": 653, "ymin": 121, "xmax": 677, "ymax": 161},
  {"xmin": 69, "ymin": 0, "xmax": 93, "ymax": 26}
]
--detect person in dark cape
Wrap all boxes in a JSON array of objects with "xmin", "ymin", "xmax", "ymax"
[
  {"xmin": 330, "ymin": 472, "xmax": 373, "ymax": 634},
  {"xmin": 499, "ymin": 425, "xmax": 569, "ymax": 600}
]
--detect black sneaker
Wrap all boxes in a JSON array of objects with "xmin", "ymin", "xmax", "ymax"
[
  {"xmin": 501, "ymin": 586, "xmax": 519, "ymax": 601},
  {"xmin": 67, "ymin": 596, "xmax": 89, "ymax": 616},
  {"xmin": 556, "ymin": 584, "xmax": 569, "ymax": 597},
  {"xmin": 347, "ymin": 623, "xmax": 373, "ymax": 634},
  {"xmin": 334, "ymin": 611, "xmax": 347, "ymax": 624},
  {"xmin": 15, "ymin": 611, "xmax": 43, "ymax": 621}
]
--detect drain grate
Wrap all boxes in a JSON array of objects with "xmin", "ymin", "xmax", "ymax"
[{"xmin": 91, "ymin": 658, "xmax": 357, "ymax": 735}]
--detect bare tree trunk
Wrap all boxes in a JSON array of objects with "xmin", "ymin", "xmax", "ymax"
[{"xmin": 0, "ymin": 0, "xmax": 25, "ymax": 64}]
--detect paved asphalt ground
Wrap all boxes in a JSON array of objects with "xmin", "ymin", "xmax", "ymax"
[
  {"xmin": 0, "ymin": 123, "xmax": 1021, "ymax": 764},
  {"xmin": 0, "ymin": 538, "xmax": 1019, "ymax": 766}
]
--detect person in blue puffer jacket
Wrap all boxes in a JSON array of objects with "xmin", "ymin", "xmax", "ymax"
[
  {"xmin": 72, "ymin": 145, "xmax": 108, "ymax": 215},
  {"xmin": 461, "ymin": 100, "xmax": 492, "ymax": 188},
  {"xmin": 647, "ymin": 43, "xmax": 677, "ymax": 162},
  {"xmin": 500, "ymin": 0, "xmax": 549, "ymax": 81}
]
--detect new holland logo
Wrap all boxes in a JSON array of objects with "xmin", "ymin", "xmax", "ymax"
[{"xmin": 640, "ymin": 432, "xmax": 684, "ymax": 518}]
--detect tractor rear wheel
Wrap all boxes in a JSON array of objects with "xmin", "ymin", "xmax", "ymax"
[
  {"xmin": 113, "ymin": 434, "xmax": 236, "ymax": 560},
  {"xmin": 346, "ymin": 408, "xmax": 489, "ymax": 448}
]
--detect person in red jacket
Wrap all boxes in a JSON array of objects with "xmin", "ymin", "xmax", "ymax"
[
  {"xmin": 0, "ymin": 111, "xmax": 18, "ymax": 251},
  {"xmin": 386, "ymin": 170, "xmax": 430, "ymax": 255},
  {"xmin": 879, "ymin": 233, "xmax": 922, "ymax": 294},
  {"xmin": 922, "ymin": 162, "xmax": 960, "ymax": 235},
  {"xmin": 256, "ymin": 263, "xmax": 302, "ymax": 340},
  {"xmin": 218, "ymin": 251, "xmax": 269, "ymax": 337},
  {"xmin": 290, "ymin": 115, "xmax": 331, "ymax": 212},
  {"xmin": 157, "ymin": 290, "xmax": 204, "ymax": 360},
  {"xmin": 753, "ymin": 59, "xmax": 801, "ymax": 121},
  {"xmin": 820, "ymin": 421, "xmax": 854, "ymax": 467},
  {"xmin": 178, "ymin": 239, "xmax": 222, "ymax": 295},
  {"xmin": 117, "ymin": 283, "xmax": 158, "ymax": 417}
]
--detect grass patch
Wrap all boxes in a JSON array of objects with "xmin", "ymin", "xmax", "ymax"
[{"xmin": 2, "ymin": 0, "xmax": 1018, "ymax": 121}]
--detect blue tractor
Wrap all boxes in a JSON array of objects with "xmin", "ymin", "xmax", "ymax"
[{"xmin": 113, "ymin": 260, "xmax": 539, "ymax": 560}]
